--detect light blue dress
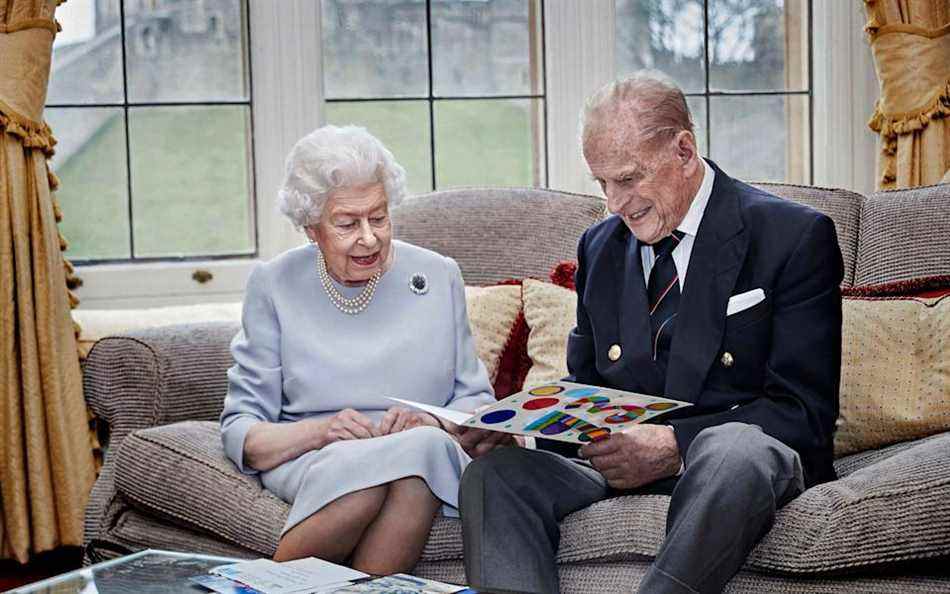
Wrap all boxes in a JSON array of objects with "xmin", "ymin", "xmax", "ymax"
[{"xmin": 220, "ymin": 240, "xmax": 495, "ymax": 535}]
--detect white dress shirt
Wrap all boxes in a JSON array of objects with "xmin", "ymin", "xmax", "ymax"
[{"xmin": 640, "ymin": 159, "xmax": 715, "ymax": 289}]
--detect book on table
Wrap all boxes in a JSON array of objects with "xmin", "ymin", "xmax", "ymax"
[{"xmin": 391, "ymin": 380, "xmax": 692, "ymax": 444}]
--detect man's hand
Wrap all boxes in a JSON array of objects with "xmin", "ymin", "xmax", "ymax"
[
  {"xmin": 579, "ymin": 425, "xmax": 681, "ymax": 490},
  {"xmin": 456, "ymin": 427, "xmax": 521, "ymax": 458}
]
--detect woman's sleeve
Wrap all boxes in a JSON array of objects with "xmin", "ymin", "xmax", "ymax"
[
  {"xmin": 444, "ymin": 257, "xmax": 496, "ymax": 413},
  {"xmin": 220, "ymin": 263, "xmax": 283, "ymax": 474}
]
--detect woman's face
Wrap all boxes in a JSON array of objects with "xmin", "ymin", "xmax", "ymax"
[{"xmin": 306, "ymin": 182, "xmax": 393, "ymax": 286}]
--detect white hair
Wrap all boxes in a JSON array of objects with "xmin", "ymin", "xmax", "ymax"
[
  {"xmin": 579, "ymin": 70, "xmax": 694, "ymax": 149},
  {"xmin": 278, "ymin": 125, "xmax": 407, "ymax": 229}
]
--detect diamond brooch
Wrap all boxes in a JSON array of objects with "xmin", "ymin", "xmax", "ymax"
[{"xmin": 409, "ymin": 273, "xmax": 428, "ymax": 295}]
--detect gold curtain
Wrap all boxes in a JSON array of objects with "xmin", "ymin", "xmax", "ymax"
[
  {"xmin": 865, "ymin": 0, "xmax": 950, "ymax": 190},
  {"xmin": 0, "ymin": 0, "xmax": 95, "ymax": 563}
]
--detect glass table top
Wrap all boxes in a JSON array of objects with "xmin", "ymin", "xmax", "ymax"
[{"xmin": 8, "ymin": 549, "xmax": 243, "ymax": 594}]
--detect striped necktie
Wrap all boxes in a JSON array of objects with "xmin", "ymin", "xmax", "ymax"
[{"xmin": 648, "ymin": 230, "xmax": 685, "ymax": 376}]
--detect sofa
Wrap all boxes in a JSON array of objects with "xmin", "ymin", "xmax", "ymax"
[{"xmin": 81, "ymin": 184, "xmax": 950, "ymax": 592}]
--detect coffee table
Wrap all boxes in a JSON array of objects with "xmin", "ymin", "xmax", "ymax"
[{"xmin": 6, "ymin": 549, "xmax": 244, "ymax": 593}]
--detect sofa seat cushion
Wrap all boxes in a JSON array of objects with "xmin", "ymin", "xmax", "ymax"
[
  {"xmin": 115, "ymin": 422, "xmax": 950, "ymax": 573},
  {"xmin": 115, "ymin": 421, "xmax": 288, "ymax": 555}
]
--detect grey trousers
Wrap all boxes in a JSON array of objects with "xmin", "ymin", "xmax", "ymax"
[{"xmin": 459, "ymin": 422, "xmax": 805, "ymax": 594}]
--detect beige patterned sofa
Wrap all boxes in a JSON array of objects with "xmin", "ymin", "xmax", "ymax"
[{"xmin": 81, "ymin": 184, "xmax": 950, "ymax": 592}]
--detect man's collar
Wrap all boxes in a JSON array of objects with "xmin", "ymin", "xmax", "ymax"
[{"xmin": 677, "ymin": 158, "xmax": 714, "ymax": 238}]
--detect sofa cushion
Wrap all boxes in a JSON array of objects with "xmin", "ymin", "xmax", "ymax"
[
  {"xmin": 522, "ymin": 279, "xmax": 577, "ymax": 387},
  {"xmin": 117, "ymin": 421, "xmax": 950, "ymax": 574},
  {"xmin": 855, "ymin": 184, "xmax": 950, "ymax": 286},
  {"xmin": 836, "ymin": 295, "xmax": 950, "ymax": 456},
  {"xmin": 752, "ymin": 183, "xmax": 864, "ymax": 287},
  {"xmin": 392, "ymin": 188, "xmax": 605, "ymax": 286},
  {"xmin": 114, "ymin": 421, "xmax": 287, "ymax": 555},
  {"xmin": 464, "ymin": 284, "xmax": 523, "ymax": 385}
]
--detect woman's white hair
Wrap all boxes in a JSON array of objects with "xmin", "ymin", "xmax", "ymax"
[{"xmin": 278, "ymin": 125, "xmax": 407, "ymax": 229}]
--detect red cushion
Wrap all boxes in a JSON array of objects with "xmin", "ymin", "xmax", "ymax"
[
  {"xmin": 489, "ymin": 279, "xmax": 532, "ymax": 398},
  {"xmin": 842, "ymin": 274, "xmax": 950, "ymax": 299}
]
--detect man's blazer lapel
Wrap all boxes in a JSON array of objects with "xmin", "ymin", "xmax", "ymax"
[
  {"xmin": 611, "ymin": 226, "xmax": 658, "ymax": 390},
  {"xmin": 665, "ymin": 164, "xmax": 747, "ymax": 402}
]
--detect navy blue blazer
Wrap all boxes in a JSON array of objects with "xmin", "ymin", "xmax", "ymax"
[{"xmin": 557, "ymin": 161, "xmax": 843, "ymax": 488}]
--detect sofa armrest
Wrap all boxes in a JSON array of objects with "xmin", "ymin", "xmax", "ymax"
[
  {"xmin": 83, "ymin": 321, "xmax": 239, "ymax": 450},
  {"xmin": 82, "ymin": 321, "xmax": 239, "ymax": 561}
]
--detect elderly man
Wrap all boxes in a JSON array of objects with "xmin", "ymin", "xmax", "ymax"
[{"xmin": 457, "ymin": 72, "xmax": 843, "ymax": 594}]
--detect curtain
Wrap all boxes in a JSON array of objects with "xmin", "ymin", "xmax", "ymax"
[
  {"xmin": 865, "ymin": 0, "xmax": 950, "ymax": 190},
  {"xmin": 0, "ymin": 0, "xmax": 95, "ymax": 563}
]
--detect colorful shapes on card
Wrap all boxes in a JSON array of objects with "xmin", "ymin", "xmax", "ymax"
[
  {"xmin": 525, "ymin": 410, "xmax": 594, "ymax": 435},
  {"xmin": 529, "ymin": 385, "xmax": 565, "ymax": 396},
  {"xmin": 563, "ymin": 387, "xmax": 600, "ymax": 398},
  {"xmin": 480, "ymin": 409, "xmax": 516, "ymax": 424},
  {"xmin": 578, "ymin": 427, "xmax": 611, "ymax": 442},
  {"xmin": 647, "ymin": 402, "xmax": 677, "ymax": 411},
  {"xmin": 565, "ymin": 395, "xmax": 610, "ymax": 409},
  {"xmin": 522, "ymin": 397, "xmax": 561, "ymax": 410}
]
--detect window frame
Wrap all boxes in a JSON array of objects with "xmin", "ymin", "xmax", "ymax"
[
  {"xmin": 71, "ymin": 0, "xmax": 874, "ymax": 309},
  {"xmin": 322, "ymin": 0, "xmax": 549, "ymax": 192}
]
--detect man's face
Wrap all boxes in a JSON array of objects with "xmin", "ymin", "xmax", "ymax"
[{"xmin": 584, "ymin": 124, "xmax": 698, "ymax": 245}]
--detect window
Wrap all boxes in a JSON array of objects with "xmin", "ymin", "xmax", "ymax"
[
  {"xmin": 321, "ymin": 0, "xmax": 547, "ymax": 194},
  {"xmin": 47, "ymin": 0, "xmax": 254, "ymax": 263},
  {"xmin": 615, "ymin": 0, "xmax": 811, "ymax": 184}
]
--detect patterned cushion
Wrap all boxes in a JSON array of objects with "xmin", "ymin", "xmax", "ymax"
[
  {"xmin": 464, "ymin": 284, "xmax": 523, "ymax": 384},
  {"xmin": 855, "ymin": 184, "xmax": 950, "ymax": 285},
  {"xmin": 521, "ymin": 279, "xmax": 577, "ymax": 387},
  {"xmin": 836, "ymin": 295, "xmax": 950, "ymax": 456}
]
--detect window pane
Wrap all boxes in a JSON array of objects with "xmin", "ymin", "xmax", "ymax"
[
  {"xmin": 325, "ymin": 101, "xmax": 433, "ymax": 195},
  {"xmin": 48, "ymin": 0, "xmax": 123, "ymax": 104},
  {"xmin": 686, "ymin": 95, "xmax": 707, "ymax": 156},
  {"xmin": 709, "ymin": 95, "xmax": 809, "ymax": 183},
  {"xmin": 615, "ymin": 0, "xmax": 705, "ymax": 93},
  {"xmin": 322, "ymin": 0, "xmax": 428, "ymax": 99},
  {"xmin": 708, "ymin": 0, "xmax": 808, "ymax": 91},
  {"xmin": 434, "ymin": 99, "xmax": 544, "ymax": 188},
  {"xmin": 129, "ymin": 106, "xmax": 254, "ymax": 257},
  {"xmin": 431, "ymin": 0, "xmax": 542, "ymax": 97},
  {"xmin": 125, "ymin": 0, "xmax": 249, "ymax": 103},
  {"xmin": 46, "ymin": 108, "xmax": 130, "ymax": 260}
]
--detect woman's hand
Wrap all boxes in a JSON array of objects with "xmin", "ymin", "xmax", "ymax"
[
  {"xmin": 322, "ymin": 408, "xmax": 379, "ymax": 444},
  {"xmin": 377, "ymin": 406, "xmax": 442, "ymax": 435}
]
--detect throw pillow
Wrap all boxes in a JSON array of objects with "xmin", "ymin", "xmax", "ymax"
[
  {"xmin": 836, "ymin": 294, "xmax": 950, "ymax": 456},
  {"xmin": 522, "ymin": 278, "xmax": 577, "ymax": 388},
  {"xmin": 464, "ymin": 284, "xmax": 524, "ymax": 385}
]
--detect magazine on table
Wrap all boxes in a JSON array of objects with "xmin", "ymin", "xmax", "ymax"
[{"xmin": 391, "ymin": 380, "xmax": 691, "ymax": 444}]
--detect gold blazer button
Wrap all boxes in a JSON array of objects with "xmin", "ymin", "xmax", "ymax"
[
  {"xmin": 608, "ymin": 344, "xmax": 622, "ymax": 361},
  {"xmin": 721, "ymin": 352, "xmax": 734, "ymax": 368}
]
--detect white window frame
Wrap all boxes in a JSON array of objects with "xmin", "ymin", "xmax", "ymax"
[{"xmin": 74, "ymin": 0, "xmax": 876, "ymax": 309}]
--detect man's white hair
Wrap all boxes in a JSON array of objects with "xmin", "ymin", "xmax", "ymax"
[
  {"xmin": 278, "ymin": 125, "xmax": 407, "ymax": 229},
  {"xmin": 579, "ymin": 70, "xmax": 695, "ymax": 149}
]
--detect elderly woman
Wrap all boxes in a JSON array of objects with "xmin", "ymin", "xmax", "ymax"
[{"xmin": 220, "ymin": 125, "xmax": 494, "ymax": 573}]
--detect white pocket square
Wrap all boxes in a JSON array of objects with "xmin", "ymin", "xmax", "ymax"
[{"xmin": 727, "ymin": 288, "xmax": 766, "ymax": 316}]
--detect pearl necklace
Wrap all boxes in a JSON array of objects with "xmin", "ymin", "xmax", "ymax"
[{"xmin": 316, "ymin": 249, "xmax": 382, "ymax": 315}]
